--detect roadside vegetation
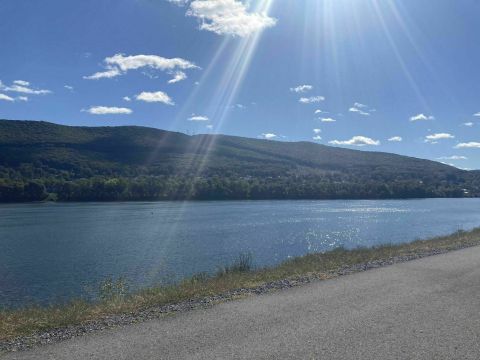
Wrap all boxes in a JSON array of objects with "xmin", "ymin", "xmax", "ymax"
[{"xmin": 1, "ymin": 228, "xmax": 480, "ymax": 343}]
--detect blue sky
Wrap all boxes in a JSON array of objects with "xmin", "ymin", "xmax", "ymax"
[{"xmin": 0, "ymin": 0, "xmax": 479, "ymax": 169}]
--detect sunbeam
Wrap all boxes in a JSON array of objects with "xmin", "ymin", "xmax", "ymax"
[
  {"xmin": 169, "ymin": 0, "xmax": 276, "ymax": 177},
  {"xmin": 371, "ymin": 0, "xmax": 431, "ymax": 113},
  {"xmin": 141, "ymin": 0, "xmax": 277, "ymax": 264}
]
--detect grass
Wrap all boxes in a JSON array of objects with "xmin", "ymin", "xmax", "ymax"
[
  {"xmin": 1, "ymin": 228, "xmax": 480, "ymax": 343},
  {"xmin": 216, "ymin": 252, "xmax": 254, "ymax": 276}
]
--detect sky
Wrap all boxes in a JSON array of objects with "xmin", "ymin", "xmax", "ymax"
[{"xmin": 0, "ymin": 0, "xmax": 479, "ymax": 170}]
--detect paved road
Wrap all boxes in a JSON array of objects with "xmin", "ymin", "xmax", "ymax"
[{"xmin": 5, "ymin": 246, "xmax": 480, "ymax": 360}]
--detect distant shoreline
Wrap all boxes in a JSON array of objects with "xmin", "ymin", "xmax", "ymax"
[{"xmin": 1, "ymin": 195, "xmax": 479, "ymax": 205}]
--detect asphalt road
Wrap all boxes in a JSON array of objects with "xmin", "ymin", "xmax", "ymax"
[{"xmin": 5, "ymin": 246, "xmax": 480, "ymax": 360}]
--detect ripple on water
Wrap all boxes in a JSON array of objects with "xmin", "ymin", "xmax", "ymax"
[{"xmin": 1, "ymin": 199, "xmax": 480, "ymax": 307}]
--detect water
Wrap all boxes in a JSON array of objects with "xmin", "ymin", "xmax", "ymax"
[{"xmin": 1, "ymin": 199, "xmax": 480, "ymax": 308}]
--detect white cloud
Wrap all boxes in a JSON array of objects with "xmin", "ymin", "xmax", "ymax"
[
  {"xmin": 410, "ymin": 113, "xmax": 434, "ymax": 122},
  {"xmin": 206, "ymin": 124, "xmax": 214, "ymax": 129},
  {"xmin": 463, "ymin": 122, "xmax": 474, "ymax": 127},
  {"xmin": 188, "ymin": 115, "xmax": 209, "ymax": 121},
  {"xmin": 84, "ymin": 68, "xmax": 121, "ymax": 80},
  {"xmin": 168, "ymin": 71, "xmax": 187, "ymax": 84},
  {"xmin": 123, "ymin": 96, "xmax": 132, "ymax": 102},
  {"xmin": 299, "ymin": 96, "xmax": 325, "ymax": 104},
  {"xmin": 314, "ymin": 109, "xmax": 323, "ymax": 114},
  {"xmin": 425, "ymin": 133, "xmax": 455, "ymax": 143},
  {"xmin": 388, "ymin": 136, "xmax": 403, "ymax": 142},
  {"xmin": 135, "ymin": 91, "xmax": 174, "ymax": 105},
  {"xmin": 84, "ymin": 106, "xmax": 132, "ymax": 115},
  {"xmin": 426, "ymin": 133, "xmax": 455, "ymax": 140},
  {"xmin": 313, "ymin": 135, "xmax": 322, "ymax": 141},
  {"xmin": 348, "ymin": 102, "xmax": 374, "ymax": 116},
  {"xmin": 329, "ymin": 136, "xmax": 380, "ymax": 147},
  {"xmin": 455, "ymin": 142, "xmax": 480, "ymax": 149},
  {"xmin": 13, "ymin": 80, "xmax": 30, "ymax": 86},
  {"xmin": 437, "ymin": 156, "xmax": 467, "ymax": 160},
  {"xmin": 349, "ymin": 107, "xmax": 369, "ymax": 116},
  {"xmin": 313, "ymin": 128, "xmax": 321, "ymax": 134},
  {"xmin": 290, "ymin": 85, "xmax": 313, "ymax": 93},
  {"xmin": 473, "ymin": 112, "xmax": 480, "ymax": 117},
  {"xmin": 64, "ymin": 85, "xmax": 74, "ymax": 91},
  {"xmin": 167, "ymin": 0, "xmax": 189, "ymax": 5},
  {"xmin": 84, "ymin": 54, "xmax": 198, "ymax": 81},
  {"xmin": 353, "ymin": 102, "xmax": 368, "ymax": 109},
  {"xmin": 0, "ymin": 93, "xmax": 29, "ymax": 102},
  {"xmin": 0, "ymin": 93, "xmax": 15, "ymax": 102},
  {"xmin": 261, "ymin": 133, "xmax": 277, "ymax": 140},
  {"xmin": 186, "ymin": 0, "xmax": 277, "ymax": 37},
  {"xmin": 320, "ymin": 117, "xmax": 336, "ymax": 122},
  {"xmin": 229, "ymin": 103, "xmax": 246, "ymax": 110},
  {"xmin": 0, "ymin": 80, "xmax": 51, "ymax": 95}
]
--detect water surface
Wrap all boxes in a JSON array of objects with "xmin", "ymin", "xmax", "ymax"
[{"xmin": 1, "ymin": 199, "xmax": 480, "ymax": 307}]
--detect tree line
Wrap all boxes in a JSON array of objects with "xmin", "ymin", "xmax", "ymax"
[{"xmin": 0, "ymin": 175, "xmax": 474, "ymax": 202}]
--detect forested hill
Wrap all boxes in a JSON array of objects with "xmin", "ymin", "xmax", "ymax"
[{"xmin": 0, "ymin": 119, "xmax": 479, "ymax": 202}]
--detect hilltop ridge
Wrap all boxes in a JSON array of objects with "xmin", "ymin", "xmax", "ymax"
[{"xmin": 0, "ymin": 119, "xmax": 479, "ymax": 201}]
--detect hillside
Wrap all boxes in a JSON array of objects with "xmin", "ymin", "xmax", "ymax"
[{"xmin": 0, "ymin": 119, "xmax": 479, "ymax": 201}]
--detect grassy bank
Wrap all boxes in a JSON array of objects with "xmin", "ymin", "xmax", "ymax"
[{"xmin": 2, "ymin": 228, "xmax": 480, "ymax": 343}]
